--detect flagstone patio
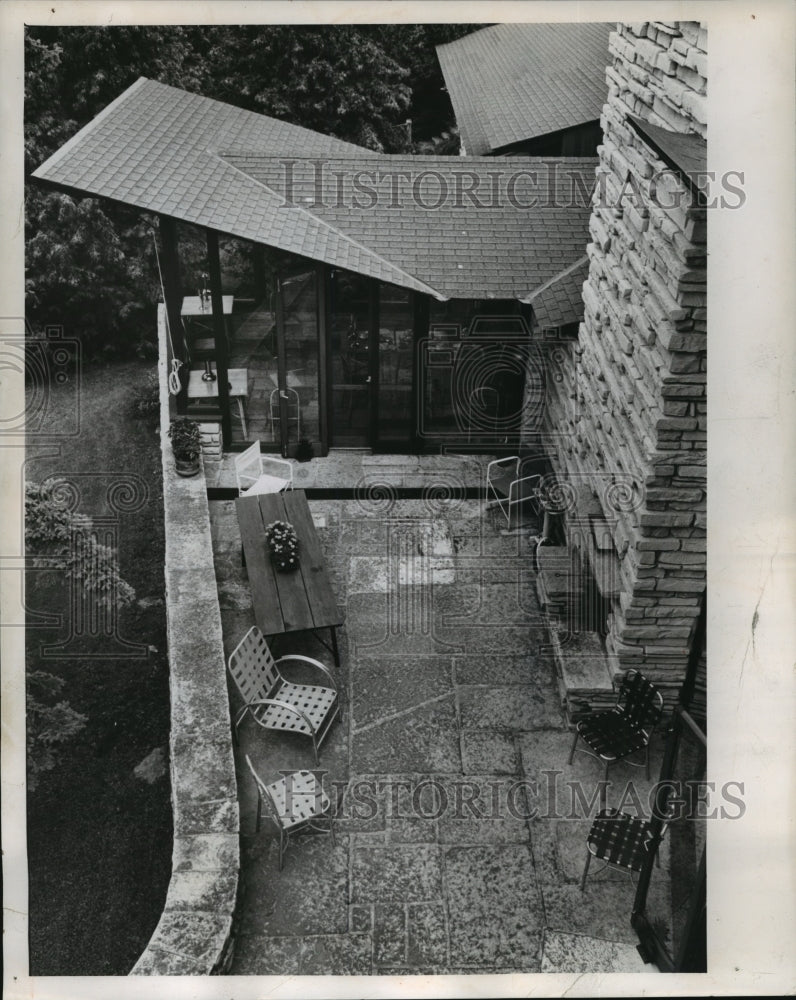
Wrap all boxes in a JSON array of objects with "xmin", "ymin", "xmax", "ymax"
[{"xmin": 208, "ymin": 454, "xmax": 665, "ymax": 976}]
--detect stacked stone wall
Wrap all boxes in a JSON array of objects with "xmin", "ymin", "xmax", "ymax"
[{"xmin": 540, "ymin": 21, "xmax": 707, "ymax": 700}]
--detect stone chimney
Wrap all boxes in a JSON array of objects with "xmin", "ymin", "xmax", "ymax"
[{"xmin": 539, "ymin": 21, "xmax": 707, "ymax": 711}]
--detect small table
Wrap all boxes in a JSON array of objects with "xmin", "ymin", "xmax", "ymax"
[
  {"xmin": 182, "ymin": 296, "xmax": 234, "ymax": 378},
  {"xmin": 187, "ymin": 367, "xmax": 249, "ymax": 438},
  {"xmin": 181, "ymin": 295, "xmax": 234, "ymax": 320},
  {"xmin": 236, "ymin": 490, "xmax": 344, "ymax": 666}
]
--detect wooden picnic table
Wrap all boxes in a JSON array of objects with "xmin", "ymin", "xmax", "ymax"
[{"xmin": 236, "ymin": 489, "xmax": 344, "ymax": 667}]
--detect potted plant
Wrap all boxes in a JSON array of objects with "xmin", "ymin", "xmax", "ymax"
[
  {"xmin": 264, "ymin": 520, "xmax": 300, "ymax": 572},
  {"xmin": 168, "ymin": 417, "xmax": 202, "ymax": 477}
]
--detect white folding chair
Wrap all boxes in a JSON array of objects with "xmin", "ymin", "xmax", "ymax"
[{"xmin": 234, "ymin": 440, "xmax": 293, "ymax": 496}]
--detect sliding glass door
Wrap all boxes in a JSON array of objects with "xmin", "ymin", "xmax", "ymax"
[{"xmin": 275, "ymin": 268, "xmax": 322, "ymax": 456}]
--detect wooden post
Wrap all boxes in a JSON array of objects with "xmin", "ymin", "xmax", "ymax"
[
  {"xmin": 253, "ymin": 245, "xmax": 270, "ymax": 309},
  {"xmin": 412, "ymin": 293, "xmax": 430, "ymax": 453},
  {"xmin": 274, "ymin": 273, "xmax": 288, "ymax": 457},
  {"xmin": 159, "ymin": 215, "xmax": 188, "ymax": 414},
  {"xmin": 368, "ymin": 279, "xmax": 380, "ymax": 448},
  {"xmin": 316, "ymin": 263, "xmax": 329, "ymax": 455},
  {"xmin": 206, "ymin": 229, "xmax": 232, "ymax": 449}
]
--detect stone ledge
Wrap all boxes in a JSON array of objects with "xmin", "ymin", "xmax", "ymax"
[{"xmin": 131, "ymin": 305, "xmax": 240, "ymax": 976}]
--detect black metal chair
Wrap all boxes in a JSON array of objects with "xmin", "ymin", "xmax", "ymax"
[
  {"xmin": 568, "ymin": 669, "xmax": 664, "ymax": 783},
  {"xmin": 580, "ymin": 807, "xmax": 669, "ymax": 891}
]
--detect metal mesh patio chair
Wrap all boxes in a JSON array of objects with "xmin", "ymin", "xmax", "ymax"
[
  {"xmin": 568, "ymin": 669, "xmax": 664, "ymax": 782},
  {"xmin": 234, "ymin": 440, "xmax": 293, "ymax": 497},
  {"xmin": 228, "ymin": 626, "xmax": 340, "ymax": 764},
  {"xmin": 485, "ymin": 456, "xmax": 542, "ymax": 528},
  {"xmin": 244, "ymin": 755, "xmax": 335, "ymax": 869},
  {"xmin": 580, "ymin": 806, "xmax": 670, "ymax": 891}
]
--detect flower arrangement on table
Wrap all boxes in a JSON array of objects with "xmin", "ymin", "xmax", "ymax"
[{"xmin": 264, "ymin": 520, "xmax": 300, "ymax": 572}]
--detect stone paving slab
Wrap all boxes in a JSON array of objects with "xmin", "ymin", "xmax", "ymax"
[
  {"xmin": 434, "ymin": 775, "xmax": 532, "ymax": 845},
  {"xmin": 459, "ymin": 683, "xmax": 564, "ymax": 731},
  {"xmin": 443, "ymin": 844, "xmax": 543, "ymax": 968},
  {"xmin": 350, "ymin": 655, "xmax": 454, "ymax": 729},
  {"xmin": 406, "ymin": 902, "xmax": 447, "ymax": 967},
  {"xmin": 351, "ymin": 696, "xmax": 462, "ymax": 773},
  {"xmin": 344, "ymin": 592, "xmax": 449, "ymax": 656},
  {"xmin": 373, "ymin": 904, "xmax": 406, "ymax": 965},
  {"xmin": 460, "ymin": 730, "xmax": 519, "ymax": 773},
  {"xmin": 351, "ymin": 845, "xmax": 444, "ymax": 904},
  {"xmin": 541, "ymin": 883, "xmax": 642, "ymax": 945},
  {"xmin": 540, "ymin": 930, "xmax": 658, "ymax": 973},
  {"xmin": 236, "ymin": 835, "xmax": 349, "ymax": 937},
  {"xmin": 435, "ymin": 578, "xmax": 543, "ymax": 626},
  {"xmin": 453, "ymin": 651, "xmax": 548, "ymax": 687}
]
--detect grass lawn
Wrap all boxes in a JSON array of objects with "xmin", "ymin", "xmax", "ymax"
[{"xmin": 25, "ymin": 359, "xmax": 172, "ymax": 975}]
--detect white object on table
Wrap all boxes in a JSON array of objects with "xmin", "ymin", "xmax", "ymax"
[{"xmin": 187, "ymin": 367, "xmax": 249, "ymax": 439}]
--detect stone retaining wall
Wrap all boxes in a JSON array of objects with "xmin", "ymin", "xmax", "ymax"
[
  {"xmin": 130, "ymin": 306, "xmax": 239, "ymax": 974},
  {"xmin": 540, "ymin": 21, "xmax": 707, "ymax": 701}
]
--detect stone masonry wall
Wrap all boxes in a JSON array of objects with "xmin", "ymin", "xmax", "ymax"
[
  {"xmin": 131, "ymin": 306, "xmax": 240, "ymax": 975},
  {"xmin": 541, "ymin": 21, "xmax": 707, "ymax": 701}
]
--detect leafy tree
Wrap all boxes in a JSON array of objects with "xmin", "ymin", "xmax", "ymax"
[{"xmin": 201, "ymin": 25, "xmax": 412, "ymax": 151}]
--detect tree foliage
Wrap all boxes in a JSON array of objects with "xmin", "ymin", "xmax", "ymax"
[
  {"xmin": 26, "ymin": 671, "xmax": 87, "ymax": 792},
  {"xmin": 201, "ymin": 25, "xmax": 413, "ymax": 152},
  {"xmin": 25, "ymin": 480, "xmax": 136, "ymax": 609}
]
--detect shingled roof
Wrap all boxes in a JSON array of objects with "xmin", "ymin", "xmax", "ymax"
[
  {"xmin": 526, "ymin": 255, "xmax": 589, "ymax": 328},
  {"xmin": 437, "ymin": 22, "xmax": 613, "ymax": 155},
  {"xmin": 223, "ymin": 154, "xmax": 596, "ymax": 300},
  {"xmin": 627, "ymin": 113, "xmax": 707, "ymax": 196},
  {"xmin": 32, "ymin": 77, "xmax": 595, "ymax": 301}
]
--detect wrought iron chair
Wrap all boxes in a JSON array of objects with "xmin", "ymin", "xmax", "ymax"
[
  {"xmin": 485, "ymin": 456, "xmax": 542, "ymax": 528},
  {"xmin": 234, "ymin": 440, "xmax": 293, "ymax": 496},
  {"xmin": 244, "ymin": 755, "xmax": 335, "ymax": 869},
  {"xmin": 580, "ymin": 806, "xmax": 670, "ymax": 891},
  {"xmin": 568, "ymin": 669, "xmax": 664, "ymax": 782},
  {"xmin": 228, "ymin": 626, "xmax": 340, "ymax": 764}
]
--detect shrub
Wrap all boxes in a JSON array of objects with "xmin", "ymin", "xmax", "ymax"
[
  {"xmin": 26, "ymin": 670, "xmax": 87, "ymax": 792},
  {"xmin": 25, "ymin": 479, "xmax": 136, "ymax": 609},
  {"xmin": 130, "ymin": 369, "xmax": 160, "ymax": 422}
]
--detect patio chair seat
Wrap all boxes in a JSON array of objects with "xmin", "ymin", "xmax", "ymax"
[
  {"xmin": 228, "ymin": 626, "xmax": 340, "ymax": 763},
  {"xmin": 580, "ymin": 807, "xmax": 659, "ymax": 890},
  {"xmin": 251, "ymin": 683, "xmax": 338, "ymax": 735},
  {"xmin": 576, "ymin": 712, "xmax": 650, "ymax": 762},
  {"xmin": 234, "ymin": 440, "xmax": 293, "ymax": 496},
  {"xmin": 245, "ymin": 756, "xmax": 335, "ymax": 869},
  {"xmin": 263, "ymin": 769, "xmax": 332, "ymax": 831},
  {"xmin": 569, "ymin": 668, "xmax": 664, "ymax": 783},
  {"xmin": 240, "ymin": 473, "xmax": 293, "ymax": 497}
]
